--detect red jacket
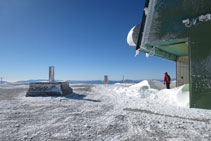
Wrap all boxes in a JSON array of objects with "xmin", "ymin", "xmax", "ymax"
[{"xmin": 164, "ymin": 72, "xmax": 170, "ymax": 83}]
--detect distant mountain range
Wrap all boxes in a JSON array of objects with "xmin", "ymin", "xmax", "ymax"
[
  {"xmin": 0, "ymin": 81, "xmax": 9, "ymax": 84},
  {"xmin": 14, "ymin": 79, "xmax": 48, "ymax": 84},
  {"xmin": 0, "ymin": 79, "xmax": 176, "ymax": 84},
  {"xmin": 67, "ymin": 80, "xmax": 142, "ymax": 84},
  {"xmin": 0, "ymin": 79, "xmax": 141, "ymax": 84},
  {"xmin": 0, "ymin": 79, "xmax": 48, "ymax": 84}
]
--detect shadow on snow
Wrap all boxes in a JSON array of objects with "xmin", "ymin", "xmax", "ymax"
[
  {"xmin": 26, "ymin": 93, "xmax": 101, "ymax": 103},
  {"xmin": 65, "ymin": 93, "xmax": 101, "ymax": 103}
]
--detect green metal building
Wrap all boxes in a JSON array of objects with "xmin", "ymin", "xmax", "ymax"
[{"xmin": 127, "ymin": 0, "xmax": 211, "ymax": 109}]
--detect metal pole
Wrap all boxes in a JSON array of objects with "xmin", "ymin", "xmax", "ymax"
[
  {"xmin": 49, "ymin": 66, "xmax": 55, "ymax": 82},
  {"xmin": 104, "ymin": 75, "xmax": 108, "ymax": 84}
]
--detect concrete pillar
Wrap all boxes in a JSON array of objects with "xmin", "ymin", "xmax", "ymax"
[
  {"xmin": 49, "ymin": 66, "xmax": 55, "ymax": 82},
  {"xmin": 176, "ymin": 56, "xmax": 189, "ymax": 87},
  {"xmin": 104, "ymin": 75, "xmax": 108, "ymax": 84}
]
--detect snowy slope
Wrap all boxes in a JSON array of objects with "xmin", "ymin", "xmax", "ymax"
[{"xmin": 0, "ymin": 81, "xmax": 211, "ymax": 140}]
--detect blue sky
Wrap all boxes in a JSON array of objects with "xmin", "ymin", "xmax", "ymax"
[{"xmin": 0, "ymin": 0, "xmax": 175, "ymax": 82}]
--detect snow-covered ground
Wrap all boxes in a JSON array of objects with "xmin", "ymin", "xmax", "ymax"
[{"xmin": 0, "ymin": 80, "xmax": 211, "ymax": 141}]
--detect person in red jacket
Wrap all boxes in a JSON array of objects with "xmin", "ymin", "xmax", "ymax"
[{"xmin": 164, "ymin": 72, "xmax": 171, "ymax": 89}]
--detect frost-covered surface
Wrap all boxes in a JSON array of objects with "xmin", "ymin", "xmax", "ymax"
[
  {"xmin": 27, "ymin": 83, "xmax": 63, "ymax": 96},
  {"xmin": 140, "ymin": 0, "xmax": 157, "ymax": 50},
  {"xmin": 0, "ymin": 81, "xmax": 211, "ymax": 141}
]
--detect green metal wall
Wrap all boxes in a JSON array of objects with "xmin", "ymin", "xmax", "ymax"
[
  {"xmin": 146, "ymin": 0, "xmax": 211, "ymax": 42},
  {"xmin": 189, "ymin": 22, "xmax": 211, "ymax": 109}
]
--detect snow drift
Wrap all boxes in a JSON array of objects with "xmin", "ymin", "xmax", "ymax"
[{"xmin": 93, "ymin": 80, "xmax": 189, "ymax": 108}]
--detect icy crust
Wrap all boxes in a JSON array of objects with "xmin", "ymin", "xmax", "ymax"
[
  {"xmin": 140, "ymin": 0, "xmax": 158, "ymax": 49},
  {"xmin": 1, "ymin": 82, "xmax": 211, "ymax": 140}
]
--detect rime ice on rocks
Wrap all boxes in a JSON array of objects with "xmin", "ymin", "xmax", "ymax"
[{"xmin": 26, "ymin": 67, "xmax": 73, "ymax": 97}]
